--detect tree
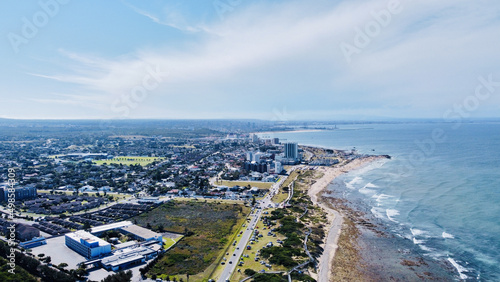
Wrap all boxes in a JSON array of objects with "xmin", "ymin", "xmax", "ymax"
[
  {"xmin": 251, "ymin": 196, "xmax": 257, "ymax": 206},
  {"xmin": 101, "ymin": 270, "xmax": 132, "ymax": 282},
  {"xmin": 83, "ymin": 222, "xmax": 92, "ymax": 231},
  {"xmin": 244, "ymin": 268, "xmax": 256, "ymax": 276}
]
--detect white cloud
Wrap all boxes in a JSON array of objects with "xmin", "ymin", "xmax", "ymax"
[{"xmin": 33, "ymin": 0, "xmax": 500, "ymax": 119}]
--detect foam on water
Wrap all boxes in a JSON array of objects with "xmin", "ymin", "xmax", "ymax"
[
  {"xmin": 410, "ymin": 228, "xmax": 428, "ymax": 237},
  {"xmin": 386, "ymin": 209, "xmax": 400, "ymax": 223},
  {"xmin": 359, "ymin": 187, "xmax": 376, "ymax": 195},
  {"xmin": 345, "ymin": 176, "xmax": 363, "ymax": 189},
  {"xmin": 413, "ymin": 238, "xmax": 426, "ymax": 245},
  {"xmin": 448, "ymin": 258, "xmax": 468, "ymax": 280},
  {"xmin": 359, "ymin": 182, "xmax": 379, "ymax": 195},
  {"xmin": 370, "ymin": 207, "xmax": 386, "ymax": 220},
  {"xmin": 442, "ymin": 232, "xmax": 454, "ymax": 239},
  {"xmin": 372, "ymin": 194, "xmax": 393, "ymax": 203}
]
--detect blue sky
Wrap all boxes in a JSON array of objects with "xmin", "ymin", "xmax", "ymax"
[{"xmin": 1, "ymin": 0, "xmax": 500, "ymax": 120}]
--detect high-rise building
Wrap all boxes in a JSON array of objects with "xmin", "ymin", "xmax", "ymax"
[
  {"xmin": 253, "ymin": 152, "xmax": 264, "ymax": 163},
  {"xmin": 246, "ymin": 151, "xmax": 254, "ymax": 162},
  {"xmin": 250, "ymin": 134, "xmax": 259, "ymax": 143},
  {"xmin": 284, "ymin": 142, "xmax": 298, "ymax": 160},
  {"xmin": 273, "ymin": 161, "xmax": 283, "ymax": 174}
]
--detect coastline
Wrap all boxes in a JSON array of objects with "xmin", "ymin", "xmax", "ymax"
[
  {"xmin": 252, "ymin": 129, "xmax": 324, "ymax": 135},
  {"xmin": 307, "ymin": 156, "xmax": 385, "ymax": 281},
  {"xmin": 307, "ymin": 156, "xmax": 457, "ymax": 281}
]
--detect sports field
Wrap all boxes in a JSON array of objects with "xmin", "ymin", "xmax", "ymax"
[{"xmin": 93, "ymin": 156, "xmax": 164, "ymax": 166}]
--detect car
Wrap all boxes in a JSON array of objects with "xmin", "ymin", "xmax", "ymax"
[
  {"xmin": 236, "ymin": 247, "xmax": 239, "ymax": 250},
  {"xmin": 226, "ymin": 252, "xmax": 229, "ymax": 255},
  {"xmin": 229, "ymin": 261, "xmax": 233, "ymax": 264},
  {"xmin": 221, "ymin": 262, "xmax": 225, "ymax": 265}
]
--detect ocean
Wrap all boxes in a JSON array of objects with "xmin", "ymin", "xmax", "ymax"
[{"xmin": 260, "ymin": 122, "xmax": 500, "ymax": 281}]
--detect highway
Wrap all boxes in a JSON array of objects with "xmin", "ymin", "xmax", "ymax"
[{"xmin": 217, "ymin": 176, "xmax": 285, "ymax": 281}]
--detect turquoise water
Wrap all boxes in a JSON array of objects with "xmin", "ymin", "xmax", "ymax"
[{"xmin": 263, "ymin": 122, "xmax": 500, "ymax": 281}]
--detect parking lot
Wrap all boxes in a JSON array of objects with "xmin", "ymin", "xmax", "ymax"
[{"xmin": 30, "ymin": 235, "xmax": 87, "ymax": 269}]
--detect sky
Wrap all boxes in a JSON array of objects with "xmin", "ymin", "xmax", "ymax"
[{"xmin": 1, "ymin": 0, "xmax": 500, "ymax": 121}]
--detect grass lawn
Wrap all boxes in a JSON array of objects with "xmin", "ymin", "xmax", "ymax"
[
  {"xmin": 230, "ymin": 208, "xmax": 287, "ymax": 281},
  {"xmin": 132, "ymin": 200, "xmax": 250, "ymax": 280},
  {"xmin": 271, "ymin": 190, "xmax": 290, "ymax": 204},
  {"xmin": 215, "ymin": 180, "xmax": 273, "ymax": 189},
  {"xmin": 93, "ymin": 156, "xmax": 164, "ymax": 166},
  {"xmin": 282, "ymin": 170, "xmax": 300, "ymax": 189},
  {"xmin": 272, "ymin": 170, "xmax": 299, "ymax": 204},
  {"xmin": 163, "ymin": 236, "xmax": 183, "ymax": 250}
]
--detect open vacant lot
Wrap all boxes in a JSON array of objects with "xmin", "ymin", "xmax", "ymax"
[{"xmin": 132, "ymin": 200, "xmax": 250, "ymax": 280}]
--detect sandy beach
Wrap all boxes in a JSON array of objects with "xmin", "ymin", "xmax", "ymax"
[
  {"xmin": 252, "ymin": 129, "xmax": 325, "ymax": 135},
  {"xmin": 307, "ymin": 156, "xmax": 386, "ymax": 282}
]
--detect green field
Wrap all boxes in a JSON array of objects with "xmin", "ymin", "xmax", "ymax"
[
  {"xmin": 93, "ymin": 156, "xmax": 164, "ymax": 166},
  {"xmin": 272, "ymin": 171, "xmax": 299, "ymax": 204},
  {"xmin": 132, "ymin": 200, "xmax": 250, "ymax": 280},
  {"xmin": 215, "ymin": 180, "xmax": 273, "ymax": 189},
  {"xmin": 163, "ymin": 236, "xmax": 183, "ymax": 250}
]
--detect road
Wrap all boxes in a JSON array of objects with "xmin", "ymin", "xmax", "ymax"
[{"xmin": 217, "ymin": 176, "xmax": 285, "ymax": 281}]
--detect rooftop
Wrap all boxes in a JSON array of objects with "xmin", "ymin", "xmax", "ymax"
[
  {"xmin": 100, "ymin": 245, "xmax": 156, "ymax": 267},
  {"xmin": 66, "ymin": 230, "xmax": 110, "ymax": 248},
  {"xmin": 90, "ymin": 221, "xmax": 133, "ymax": 234},
  {"xmin": 120, "ymin": 224, "xmax": 161, "ymax": 240}
]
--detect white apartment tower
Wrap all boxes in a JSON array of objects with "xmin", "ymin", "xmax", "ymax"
[{"xmin": 284, "ymin": 142, "xmax": 298, "ymax": 160}]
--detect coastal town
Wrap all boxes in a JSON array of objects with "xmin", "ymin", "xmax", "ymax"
[{"xmin": 0, "ymin": 120, "xmax": 388, "ymax": 282}]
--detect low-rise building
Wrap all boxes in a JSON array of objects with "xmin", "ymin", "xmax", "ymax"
[
  {"xmin": 100, "ymin": 245, "xmax": 157, "ymax": 271},
  {"xmin": 119, "ymin": 225, "xmax": 163, "ymax": 243},
  {"xmin": 65, "ymin": 230, "xmax": 112, "ymax": 259},
  {"xmin": 0, "ymin": 186, "xmax": 37, "ymax": 202},
  {"xmin": 16, "ymin": 223, "xmax": 40, "ymax": 242},
  {"xmin": 19, "ymin": 236, "xmax": 46, "ymax": 249}
]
